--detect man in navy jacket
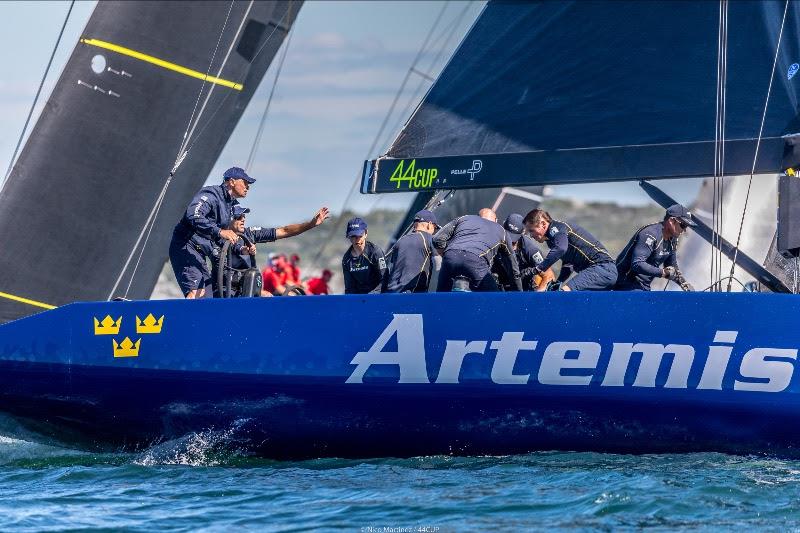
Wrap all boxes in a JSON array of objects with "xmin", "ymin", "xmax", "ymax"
[
  {"xmin": 523, "ymin": 208, "xmax": 617, "ymax": 291},
  {"xmin": 170, "ymin": 167, "xmax": 253, "ymax": 298},
  {"xmin": 615, "ymin": 204, "xmax": 696, "ymax": 291},
  {"xmin": 384, "ymin": 209, "xmax": 439, "ymax": 293}
]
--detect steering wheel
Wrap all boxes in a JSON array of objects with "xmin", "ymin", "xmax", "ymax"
[{"xmin": 216, "ymin": 234, "xmax": 258, "ymax": 298}]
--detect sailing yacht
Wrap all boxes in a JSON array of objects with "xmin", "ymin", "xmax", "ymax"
[{"xmin": 1, "ymin": 1, "xmax": 800, "ymax": 459}]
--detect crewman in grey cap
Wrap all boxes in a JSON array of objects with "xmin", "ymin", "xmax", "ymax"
[
  {"xmin": 500, "ymin": 213, "xmax": 554, "ymax": 291},
  {"xmin": 615, "ymin": 203, "xmax": 696, "ymax": 291},
  {"xmin": 384, "ymin": 209, "xmax": 439, "ymax": 293}
]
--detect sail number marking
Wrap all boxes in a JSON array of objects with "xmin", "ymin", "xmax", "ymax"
[{"xmin": 389, "ymin": 160, "xmax": 438, "ymax": 189}]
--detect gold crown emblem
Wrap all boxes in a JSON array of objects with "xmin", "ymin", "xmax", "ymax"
[
  {"xmin": 94, "ymin": 315, "xmax": 121, "ymax": 335},
  {"xmin": 113, "ymin": 337, "xmax": 140, "ymax": 358},
  {"xmin": 136, "ymin": 314, "xmax": 164, "ymax": 334}
]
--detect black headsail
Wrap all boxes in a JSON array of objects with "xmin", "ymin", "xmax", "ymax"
[
  {"xmin": 0, "ymin": 1, "xmax": 301, "ymax": 323},
  {"xmin": 363, "ymin": 0, "xmax": 800, "ymax": 194}
]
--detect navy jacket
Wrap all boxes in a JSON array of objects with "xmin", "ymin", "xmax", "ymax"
[
  {"xmin": 384, "ymin": 230, "xmax": 434, "ymax": 293},
  {"xmin": 517, "ymin": 235, "xmax": 546, "ymax": 289},
  {"xmin": 210, "ymin": 226, "xmax": 278, "ymax": 296},
  {"xmin": 616, "ymin": 222, "xmax": 677, "ymax": 290},
  {"xmin": 537, "ymin": 220, "xmax": 613, "ymax": 278},
  {"xmin": 493, "ymin": 235, "xmax": 544, "ymax": 291},
  {"xmin": 342, "ymin": 241, "xmax": 387, "ymax": 294},
  {"xmin": 227, "ymin": 226, "xmax": 278, "ymax": 270},
  {"xmin": 172, "ymin": 184, "xmax": 238, "ymax": 252},
  {"xmin": 433, "ymin": 215, "xmax": 521, "ymax": 291}
]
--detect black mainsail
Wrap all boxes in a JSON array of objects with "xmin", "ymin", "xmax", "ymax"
[
  {"xmin": 0, "ymin": 1, "xmax": 301, "ymax": 323},
  {"xmin": 363, "ymin": 0, "xmax": 800, "ymax": 194}
]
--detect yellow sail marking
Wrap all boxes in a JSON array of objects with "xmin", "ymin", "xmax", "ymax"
[
  {"xmin": 80, "ymin": 38, "xmax": 244, "ymax": 91},
  {"xmin": 0, "ymin": 291, "xmax": 56, "ymax": 310}
]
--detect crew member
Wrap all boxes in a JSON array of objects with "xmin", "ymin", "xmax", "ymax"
[
  {"xmin": 500, "ymin": 213, "xmax": 554, "ymax": 291},
  {"xmin": 433, "ymin": 208, "xmax": 522, "ymax": 292},
  {"xmin": 169, "ymin": 167, "xmax": 254, "ymax": 299},
  {"xmin": 307, "ymin": 269, "xmax": 333, "ymax": 295},
  {"xmin": 213, "ymin": 205, "xmax": 330, "ymax": 297},
  {"xmin": 384, "ymin": 209, "xmax": 439, "ymax": 293},
  {"xmin": 288, "ymin": 254, "xmax": 302, "ymax": 284},
  {"xmin": 342, "ymin": 217, "xmax": 387, "ymax": 294},
  {"xmin": 615, "ymin": 204, "xmax": 696, "ymax": 291},
  {"xmin": 523, "ymin": 209, "xmax": 617, "ymax": 291}
]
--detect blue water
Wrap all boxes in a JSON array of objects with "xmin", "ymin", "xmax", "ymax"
[{"xmin": 2, "ymin": 430, "xmax": 800, "ymax": 531}]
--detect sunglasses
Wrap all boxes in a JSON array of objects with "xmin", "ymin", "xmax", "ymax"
[{"xmin": 673, "ymin": 218, "xmax": 687, "ymax": 229}]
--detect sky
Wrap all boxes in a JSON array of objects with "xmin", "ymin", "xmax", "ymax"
[{"xmin": 0, "ymin": 0, "xmax": 701, "ymax": 228}]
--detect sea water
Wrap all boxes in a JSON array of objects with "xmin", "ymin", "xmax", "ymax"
[{"xmin": 2, "ymin": 430, "xmax": 800, "ymax": 532}]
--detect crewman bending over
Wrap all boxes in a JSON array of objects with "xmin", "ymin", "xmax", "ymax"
[
  {"xmin": 384, "ymin": 209, "xmax": 439, "ymax": 293},
  {"xmin": 615, "ymin": 204, "xmax": 696, "ymax": 291},
  {"xmin": 501, "ymin": 213, "xmax": 555, "ymax": 291},
  {"xmin": 523, "ymin": 209, "xmax": 617, "ymax": 291},
  {"xmin": 433, "ymin": 208, "xmax": 522, "ymax": 292}
]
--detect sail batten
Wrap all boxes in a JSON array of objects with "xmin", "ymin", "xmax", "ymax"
[{"xmin": 364, "ymin": 0, "xmax": 800, "ymax": 194}]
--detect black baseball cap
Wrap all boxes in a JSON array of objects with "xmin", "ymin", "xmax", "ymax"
[
  {"xmin": 666, "ymin": 204, "xmax": 697, "ymax": 227},
  {"xmin": 503, "ymin": 213, "xmax": 525, "ymax": 243}
]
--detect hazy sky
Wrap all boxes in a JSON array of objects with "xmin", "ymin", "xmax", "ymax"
[{"xmin": 0, "ymin": 0, "xmax": 700, "ymax": 228}]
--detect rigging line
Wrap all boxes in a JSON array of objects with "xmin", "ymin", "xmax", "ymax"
[
  {"xmin": 109, "ymin": 1, "xmax": 237, "ymax": 300},
  {"xmin": 183, "ymin": 5, "xmax": 292, "ymax": 155},
  {"xmin": 719, "ymin": 1, "xmax": 728, "ymax": 290},
  {"xmin": 117, "ymin": 3, "xmax": 296, "ymax": 299},
  {"xmin": 727, "ymin": 0, "xmax": 789, "ymax": 292},
  {"xmin": 383, "ymin": 1, "xmax": 487, "ymax": 162},
  {"xmin": 711, "ymin": 0, "xmax": 721, "ymax": 289},
  {"xmin": 2, "ymin": 0, "xmax": 75, "ymax": 186},
  {"xmin": 122, "ymin": 184, "xmax": 171, "ymax": 297},
  {"xmin": 246, "ymin": 10, "xmax": 296, "ymax": 170},
  {"xmin": 380, "ymin": 2, "xmax": 471, "ymax": 149},
  {"xmin": 375, "ymin": 1, "xmax": 469, "ymax": 242},
  {"xmin": 381, "ymin": 1, "xmax": 474, "ymax": 153},
  {"xmin": 181, "ymin": 0, "xmax": 256, "ymax": 155},
  {"xmin": 175, "ymin": 0, "xmax": 237, "ymax": 162},
  {"xmin": 115, "ymin": 2, "xmax": 296, "ymax": 300},
  {"xmin": 713, "ymin": 0, "xmax": 728, "ymax": 290},
  {"xmin": 309, "ymin": 1, "xmax": 450, "ymax": 271}
]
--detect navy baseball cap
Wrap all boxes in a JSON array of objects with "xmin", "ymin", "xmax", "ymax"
[
  {"xmin": 223, "ymin": 167, "xmax": 256, "ymax": 184},
  {"xmin": 503, "ymin": 213, "xmax": 525, "ymax": 243},
  {"xmin": 666, "ymin": 204, "xmax": 697, "ymax": 227},
  {"xmin": 346, "ymin": 217, "xmax": 368, "ymax": 238},
  {"xmin": 232, "ymin": 205, "xmax": 250, "ymax": 219},
  {"xmin": 413, "ymin": 209, "xmax": 439, "ymax": 227}
]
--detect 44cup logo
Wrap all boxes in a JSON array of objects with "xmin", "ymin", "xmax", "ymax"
[{"xmin": 92, "ymin": 313, "xmax": 165, "ymax": 357}]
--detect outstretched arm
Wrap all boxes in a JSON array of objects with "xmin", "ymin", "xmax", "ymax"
[{"xmin": 275, "ymin": 207, "xmax": 330, "ymax": 239}]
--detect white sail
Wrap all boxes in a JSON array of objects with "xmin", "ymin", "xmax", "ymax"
[{"xmin": 677, "ymin": 174, "xmax": 778, "ymax": 291}]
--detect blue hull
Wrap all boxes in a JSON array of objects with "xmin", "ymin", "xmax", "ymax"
[{"xmin": 0, "ymin": 292, "xmax": 799, "ymax": 458}]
